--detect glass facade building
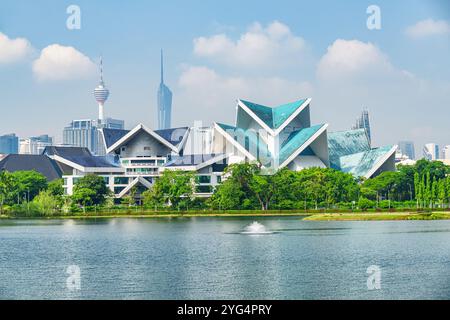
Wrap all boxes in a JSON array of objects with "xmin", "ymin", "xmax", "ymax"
[
  {"xmin": 0, "ymin": 134, "xmax": 19, "ymax": 154},
  {"xmin": 398, "ymin": 141, "xmax": 415, "ymax": 160},
  {"xmin": 63, "ymin": 118, "xmax": 124, "ymax": 155}
]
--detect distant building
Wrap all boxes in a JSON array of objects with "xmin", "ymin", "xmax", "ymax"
[
  {"xmin": 63, "ymin": 118, "xmax": 124, "ymax": 155},
  {"xmin": 0, "ymin": 134, "xmax": 19, "ymax": 154},
  {"xmin": 442, "ymin": 145, "xmax": 450, "ymax": 160},
  {"xmin": 398, "ymin": 141, "xmax": 415, "ymax": 160},
  {"xmin": 423, "ymin": 143, "xmax": 439, "ymax": 160},
  {"xmin": 19, "ymin": 135, "xmax": 53, "ymax": 155},
  {"xmin": 352, "ymin": 109, "xmax": 371, "ymax": 146},
  {"xmin": 157, "ymin": 50, "xmax": 173, "ymax": 130}
]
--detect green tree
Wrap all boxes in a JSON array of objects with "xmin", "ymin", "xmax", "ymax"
[
  {"xmin": 209, "ymin": 163, "xmax": 259, "ymax": 210},
  {"xmin": 0, "ymin": 171, "xmax": 14, "ymax": 214},
  {"xmin": 33, "ymin": 190, "xmax": 59, "ymax": 215},
  {"xmin": 48, "ymin": 179, "xmax": 64, "ymax": 197},
  {"xmin": 9, "ymin": 171, "xmax": 48, "ymax": 203},
  {"xmin": 143, "ymin": 170, "xmax": 194, "ymax": 209},
  {"xmin": 72, "ymin": 174, "xmax": 109, "ymax": 205},
  {"xmin": 72, "ymin": 187, "xmax": 97, "ymax": 209}
]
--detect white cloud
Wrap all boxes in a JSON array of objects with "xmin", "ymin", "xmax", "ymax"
[
  {"xmin": 406, "ymin": 19, "xmax": 450, "ymax": 38},
  {"xmin": 0, "ymin": 32, "xmax": 33, "ymax": 64},
  {"xmin": 317, "ymin": 39, "xmax": 394, "ymax": 81},
  {"xmin": 175, "ymin": 65, "xmax": 313, "ymax": 125},
  {"xmin": 32, "ymin": 44, "xmax": 96, "ymax": 81},
  {"xmin": 193, "ymin": 21, "xmax": 307, "ymax": 69}
]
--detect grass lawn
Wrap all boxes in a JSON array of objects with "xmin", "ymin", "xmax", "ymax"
[{"xmin": 303, "ymin": 212, "xmax": 450, "ymax": 221}]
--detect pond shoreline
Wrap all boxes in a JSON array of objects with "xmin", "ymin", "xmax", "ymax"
[{"xmin": 2, "ymin": 211, "xmax": 450, "ymax": 221}]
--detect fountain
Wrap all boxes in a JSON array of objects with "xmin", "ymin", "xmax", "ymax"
[{"xmin": 241, "ymin": 221, "xmax": 273, "ymax": 235}]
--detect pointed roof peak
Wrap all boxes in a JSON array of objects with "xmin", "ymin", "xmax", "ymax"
[{"xmin": 238, "ymin": 98, "xmax": 309, "ymax": 130}]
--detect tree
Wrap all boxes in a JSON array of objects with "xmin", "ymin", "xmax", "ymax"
[
  {"xmin": 72, "ymin": 188, "xmax": 97, "ymax": 208},
  {"xmin": 143, "ymin": 170, "xmax": 195, "ymax": 209},
  {"xmin": 72, "ymin": 174, "xmax": 109, "ymax": 205},
  {"xmin": 33, "ymin": 190, "xmax": 59, "ymax": 215},
  {"xmin": 0, "ymin": 171, "xmax": 13, "ymax": 214},
  {"xmin": 248, "ymin": 174, "xmax": 275, "ymax": 210},
  {"xmin": 209, "ymin": 163, "xmax": 259, "ymax": 210},
  {"xmin": 48, "ymin": 179, "xmax": 64, "ymax": 197},
  {"xmin": 9, "ymin": 170, "xmax": 48, "ymax": 203}
]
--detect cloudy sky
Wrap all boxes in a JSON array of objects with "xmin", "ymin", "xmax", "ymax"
[{"xmin": 1, "ymin": 0, "xmax": 449, "ymax": 155}]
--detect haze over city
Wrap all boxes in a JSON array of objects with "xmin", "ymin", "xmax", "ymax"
[{"xmin": 1, "ymin": 0, "xmax": 449, "ymax": 151}]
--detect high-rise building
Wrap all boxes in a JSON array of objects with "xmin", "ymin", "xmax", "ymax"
[
  {"xmin": 423, "ymin": 143, "xmax": 439, "ymax": 160},
  {"xmin": 157, "ymin": 50, "xmax": 173, "ymax": 130},
  {"xmin": 63, "ymin": 118, "xmax": 124, "ymax": 155},
  {"xmin": 0, "ymin": 134, "xmax": 19, "ymax": 154},
  {"xmin": 19, "ymin": 135, "xmax": 53, "ymax": 155},
  {"xmin": 398, "ymin": 141, "xmax": 415, "ymax": 160},
  {"xmin": 352, "ymin": 109, "xmax": 371, "ymax": 146},
  {"xmin": 442, "ymin": 145, "xmax": 450, "ymax": 160}
]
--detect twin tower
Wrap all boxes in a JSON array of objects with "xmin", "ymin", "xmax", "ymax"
[{"xmin": 93, "ymin": 51, "xmax": 172, "ymax": 130}]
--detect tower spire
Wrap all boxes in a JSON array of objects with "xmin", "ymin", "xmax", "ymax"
[
  {"xmin": 94, "ymin": 55, "xmax": 109, "ymax": 122},
  {"xmin": 100, "ymin": 55, "xmax": 104, "ymax": 83},
  {"xmin": 160, "ymin": 49, "xmax": 164, "ymax": 84}
]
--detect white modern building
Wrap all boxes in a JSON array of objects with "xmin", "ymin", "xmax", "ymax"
[
  {"xmin": 19, "ymin": 135, "xmax": 53, "ymax": 155},
  {"xmin": 423, "ymin": 143, "xmax": 439, "ymax": 160},
  {"xmin": 55, "ymin": 97, "xmax": 397, "ymax": 202}
]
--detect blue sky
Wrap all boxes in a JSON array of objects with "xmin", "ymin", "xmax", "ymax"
[{"xmin": 1, "ymin": 0, "xmax": 449, "ymax": 155}]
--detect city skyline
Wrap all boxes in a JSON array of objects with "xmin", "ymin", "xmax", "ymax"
[{"xmin": 0, "ymin": 0, "xmax": 450, "ymax": 149}]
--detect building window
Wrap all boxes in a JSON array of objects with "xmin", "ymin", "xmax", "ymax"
[
  {"xmin": 114, "ymin": 187, "xmax": 126, "ymax": 194},
  {"xmin": 196, "ymin": 185, "xmax": 213, "ymax": 193},
  {"xmin": 144, "ymin": 146, "xmax": 151, "ymax": 151},
  {"xmin": 197, "ymin": 175, "xmax": 211, "ymax": 184},
  {"xmin": 114, "ymin": 177, "xmax": 129, "ymax": 185},
  {"xmin": 216, "ymin": 176, "xmax": 222, "ymax": 184},
  {"xmin": 121, "ymin": 147, "xmax": 126, "ymax": 152}
]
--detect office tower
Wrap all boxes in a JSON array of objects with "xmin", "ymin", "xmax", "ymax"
[
  {"xmin": 398, "ymin": 141, "xmax": 415, "ymax": 160},
  {"xmin": 63, "ymin": 118, "xmax": 124, "ymax": 155},
  {"xmin": 157, "ymin": 50, "xmax": 173, "ymax": 130},
  {"xmin": 352, "ymin": 109, "xmax": 371, "ymax": 146},
  {"xmin": 0, "ymin": 134, "xmax": 19, "ymax": 154},
  {"xmin": 423, "ymin": 143, "xmax": 439, "ymax": 160},
  {"xmin": 19, "ymin": 135, "xmax": 53, "ymax": 155}
]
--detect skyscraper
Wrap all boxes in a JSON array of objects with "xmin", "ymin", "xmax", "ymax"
[
  {"xmin": 0, "ymin": 134, "xmax": 19, "ymax": 154},
  {"xmin": 423, "ymin": 143, "xmax": 439, "ymax": 160},
  {"xmin": 157, "ymin": 50, "xmax": 173, "ymax": 130},
  {"xmin": 398, "ymin": 141, "xmax": 415, "ymax": 160},
  {"xmin": 352, "ymin": 109, "xmax": 371, "ymax": 146}
]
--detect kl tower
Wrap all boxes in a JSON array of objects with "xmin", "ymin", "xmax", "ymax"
[{"xmin": 94, "ymin": 56, "xmax": 110, "ymax": 125}]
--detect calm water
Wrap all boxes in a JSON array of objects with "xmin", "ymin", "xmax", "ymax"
[{"xmin": 0, "ymin": 217, "xmax": 449, "ymax": 300}]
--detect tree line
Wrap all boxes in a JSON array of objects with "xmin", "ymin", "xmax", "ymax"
[{"xmin": 1, "ymin": 158, "xmax": 449, "ymax": 215}]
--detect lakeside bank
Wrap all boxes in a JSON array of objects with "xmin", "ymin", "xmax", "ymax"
[{"xmin": 2, "ymin": 211, "xmax": 450, "ymax": 221}]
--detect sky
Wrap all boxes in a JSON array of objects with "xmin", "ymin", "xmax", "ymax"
[{"xmin": 0, "ymin": 0, "xmax": 449, "ymax": 156}]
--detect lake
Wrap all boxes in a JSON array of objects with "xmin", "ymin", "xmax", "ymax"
[{"xmin": 0, "ymin": 217, "xmax": 449, "ymax": 299}]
